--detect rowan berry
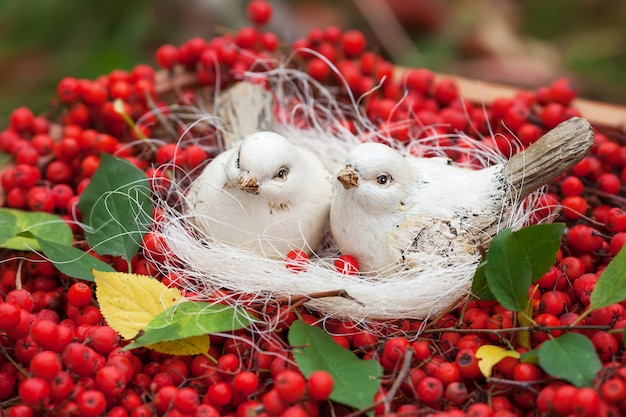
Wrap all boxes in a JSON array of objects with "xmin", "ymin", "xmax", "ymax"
[
  {"xmin": 50, "ymin": 371, "xmax": 74, "ymax": 403},
  {"xmin": 18, "ymin": 376, "xmax": 51, "ymax": 407},
  {"xmin": 560, "ymin": 256, "xmax": 585, "ymax": 280},
  {"xmin": 600, "ymin": 377, "xmax": 626, "ymax": 404},
  {"xmin": 549, "ymin": 77, "xmax": 577, "ymax": 105},
  {"xmin": 29, "ymin": 350, "xmax": 62, "ymax": 380},
  {"xmin": 592, "ymin": 330, "xmax": 619, "ymax": 361},
  {"xmin": 45, "ymin": 160, "xmax": 73, "ymax": 184},
  {"xmin": 306, "ymin": 370, "xmax": 334, "ymax": 401},
  {"xmin": 560, "ymin": 175, "xmax": 583, "ymax": 196},
  {"xmin": 609, "ymin": 232, "xmax": 626, "ymax": 255},
  {"xmin": 275, "ymin": 369, "xmax": 306, "ymax": 404},
  {"xmin": 433, "ymin": 79, "xmax": 458, "ymax": 105},
  {"xmin": 27, "ymin": 186, "xmax": 55, "ymax": 213},
  {"xmin": 416, "ymin": 376, "xmax": 443, "ymax": 403},
  {"xmin": 285, "ymin": 250, "xmax": 309, "ymax": 273},
  {"xmin": 6, "ymin": 289, "xmax": 34, "ymax": 312},
  {"xmin": 232, "ymin": 370, "xmax": 259, "ymax": 396},
  {"xmin": 456, "ymin": 348, "xmax": 482, "ymax": 380},
  {"xmin": 78, "ymin": 389, "xmax": 107, "ymax": 417},
  {"xmin": 9, "ymin": 107, "xmax": 34, "ymax": 132},
  {"xmin": 0, "ymin": 371, "xmax": 16, "ymax": 400},
  {"xmin": 0, "ymin": 302, "xmax": 21, "ymax": 330},
  {"xmin": 512, "ymin": 363, "xmax": 542, "ymax": 382},
  {"xmin": 572, "ymin": 387, "xmax": 600, "ymax": 417},
  {"xmin": 597, "ymin": 172, "xmax": 621, "ymax": 194},
  {"xmin": 247, "ymin": 0, "xmax": 273, "ymax": 26},
  {"xmin": 533, "ymin": 313, "xmax": 562, "ymax": 343},
  {"xmin": 605, "ymin": 207, "xmax": 626, "ymax": 233},
  {"xmin": 334, "ymin": 254, "xmax": 359, "ymax": 275},
  {"xmin": 95, "ymin": 365, "xmax": 126, "ymax": 397},
  {"xmin": 207, "ymin": 381, "xmax": 232, "ymax": 406},
  {"xmin": 341, "ymin": 30, "xmax": 366, "ymax": 57},
  {"xmin": 174, "ymin": 387, "xmax": 200, "ymax": 414},
  {"xmin": 540, "ymin": 102, "xmax": 566, "ymax": 129},
  {"xmin": 561, "ymin": 195, "xmax": 587, "ymax": 219}
]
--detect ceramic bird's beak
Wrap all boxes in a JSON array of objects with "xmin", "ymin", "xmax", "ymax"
[
  {"xmin": 238, "ymin": 172, "xmax": 260, "ymax": 193},
  {"xmin": 337, "ymin": 165, "xmax": 359, "ymax": 190}
]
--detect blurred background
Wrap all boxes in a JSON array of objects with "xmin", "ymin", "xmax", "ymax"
[{"xmin": 1, "ymin": 0, "xmax": 625, "ymax": 126}]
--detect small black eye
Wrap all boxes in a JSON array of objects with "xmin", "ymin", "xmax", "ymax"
[
  {"xmin": 274, "ymin": 167, "xmax": 289, "ymax": 180},
  {"xmin": 376, "ymin": 174, "xmax": 391, "ymax": 185}
]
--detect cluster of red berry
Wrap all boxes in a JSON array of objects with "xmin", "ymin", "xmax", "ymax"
[{"xmin": 1, "ymin": 1, "xmax": 626, "ymax": 416}]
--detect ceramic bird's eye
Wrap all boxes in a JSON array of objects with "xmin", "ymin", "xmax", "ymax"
[
  {"xmin": 273, "ymin": 167, "xmax": 289, "ymax": 180},
  {"xmin": 376, "ymin": 174, "xmax": 392, "ymax": 186},
  {"xmin": 235, "ymin": 155, "xmax": 240, "ymax": 169}
]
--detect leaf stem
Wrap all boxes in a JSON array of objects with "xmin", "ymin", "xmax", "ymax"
[{"xmin": 570, "ymin": 307, "xmax": 593, "ymax": 327}]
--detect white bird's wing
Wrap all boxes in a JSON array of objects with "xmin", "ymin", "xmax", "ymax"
[{"xmin": 216, "ymin": 82, "xmax": 274, "ymax": 150}]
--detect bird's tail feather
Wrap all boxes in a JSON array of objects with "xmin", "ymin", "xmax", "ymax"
[{"xmin": 503, "ymin": 117, "xmax": 594, "ymax": 200}]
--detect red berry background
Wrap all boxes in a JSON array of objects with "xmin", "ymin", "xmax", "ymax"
[{"xmin": 1, "ymin": 2, "xmax": 626, "ymax": 417}]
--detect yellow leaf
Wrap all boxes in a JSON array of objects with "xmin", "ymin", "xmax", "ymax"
[
  {"xmin": 476, "ymin": 345, "xmax": 521, "ymax": 378},
  {"xmin": 148, "ymin": 335, "xmax": 211, "ymax": 356},
  {"xmin": 94, "ymin": 270, "xmax": 182, "ymax": 339}
]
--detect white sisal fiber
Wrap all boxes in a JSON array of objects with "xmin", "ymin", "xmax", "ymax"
[{"xmin": 147, "ymin": 62, "xmax": 554, "ymax": 324}]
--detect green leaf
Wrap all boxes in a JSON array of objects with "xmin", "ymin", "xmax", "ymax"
[
  {"xmin": 125, "ymin": 302, "xmax": 257, "ymax": 350},
  {"xmin": 590, "ymin": 247, "xmax": 626, "ymax": 310},
  {"xmin": 0, "ymin": 208, "xmax": 73, "ymax": 251},
  {"xmin": 34, "ymin": 236, "xmax": 114, "ymax": 281},
  {"xmin": 484, "ymin": 228, "xmax": 532, "ymax": 312},
  {"xmin": 288, "ymin": 320, "xmax": 382, "ymax": 413},
  {"xmin": 520, "ymin": 349, "xmax": 540, "ymax": 365},
  {"xmin": 471, "ymin": 262, "xmax": 495, "ymax": 300},
  {"xmin": 538, "ymin": 333, "xmax": 601, "ymax": 387},
  {"xmin": 514, "ymin": 223, "xmax": 565, "ymax": 281},
  {"xmin": 78, "ymin": 153, "xmax": 153, "ymax": 261}
]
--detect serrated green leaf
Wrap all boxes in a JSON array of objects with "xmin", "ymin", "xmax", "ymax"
[
  {"xmin": 0, "ymin": 208, "xmax": 73, "ymax": 251},
  {"xmin": 485, "ymin": 228, "xmax": 532, "ymax": 312},
  {"xmin": 288, "ymin": 320, "xmax": 382, "ymax": 413},
  {"xmin": 538, "ymin": 333, "xmax": 601, "ymax": 387},
  {"xmin": 125, "ymin": 302, "xmax": 256, "ymax": 350},
  {"xmin": 78, "ymin": 153, "xmax": 153, "ymax": 261},
  {"xmin": 34, "ymin": 236, "xmax": 114, "ymax": 281},
  {"xmin": 514, "ymin": 223, "xmax": 565, "ymax": 281},
  {"xmin": 471, "ymin": 262, "xmax": 495, "ymax": 300},
  {"xmin": 590, "ymin": 247, "xmax": 626, "ymax": 310}
]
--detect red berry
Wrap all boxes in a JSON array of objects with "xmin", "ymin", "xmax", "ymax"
[
  {"xmin": 549, "ymin": 77, "xmax": 577, "ymax": 105},
  {"xmin": 247, "ymin": 0, "xmax": 273, "ymax": 26},
  {"xmin": 29, "ymin": 350, "xmax": 62, "ymax": 380},
  {"xmin": 155, "ymin": 44, "xmax": 179, "ymax": 69},
  {"xmin": 285, "ymin": 250, "xmax": 309, "ymax": 273},
  {"xmin": 307, "ymin": 370, "xmax": 334, "ymax": 401},
  {"xmin": 0, "ymin": 303, "xmax": 21, "ymax": 330},
  {"xmin": 416, "ymin": 376, "xmax": 443, "ymax": 403},
  {"xmin": 232, "ymin": 370, "xmax": 259, "ymax": 396},
  {"xmin": 18, "ymin": 377, "xmax": 50, "ymax": 407},
  {"xmin": 78, "ymin": 389, "xmax": 107, "ymax": 417},
  {"xmin": 275, "ymin": 370, "xmax": 306, "ymax": 404},
  {"xmin": 341, "ymin": 30, "xmax": 366, "ymax": 57}
]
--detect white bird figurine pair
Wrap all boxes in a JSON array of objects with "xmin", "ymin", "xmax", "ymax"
[{"xmin": 186, "ymin": 116, "xmax": 593, "ymax": 276}]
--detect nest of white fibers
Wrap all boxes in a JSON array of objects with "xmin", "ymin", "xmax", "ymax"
[{"xmin": 143, "ymin": 55, "xmax": 555, "ymax": 329}]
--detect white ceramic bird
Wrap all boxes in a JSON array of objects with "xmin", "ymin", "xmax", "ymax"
[
  {"xmin": 331, "ymin": 117, "xmax": 594, "ymax": 275},
  {"xmin": 185, "ymin": 131, "xmax": 333, "ymax": 259}
]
